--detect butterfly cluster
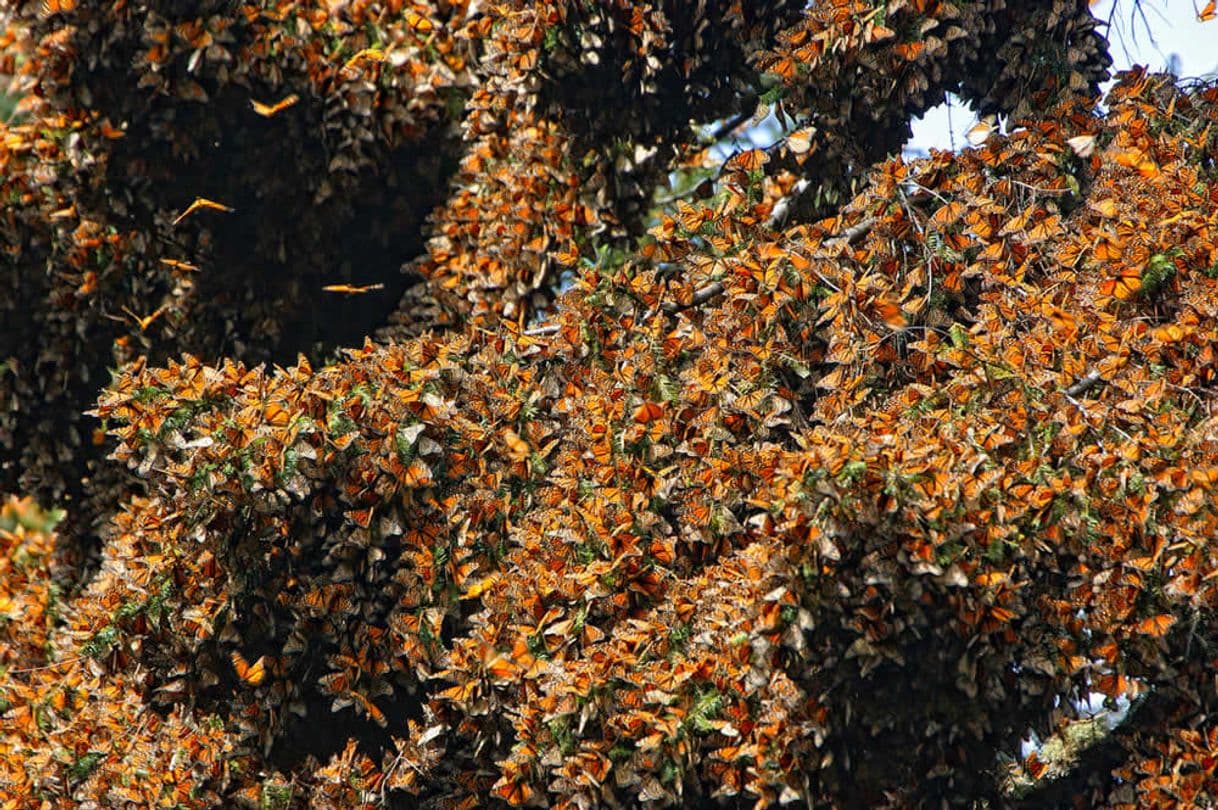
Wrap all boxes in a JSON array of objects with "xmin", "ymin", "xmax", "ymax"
[
  {"xmin": 0, "ymin": 0, "xmax": 474, "ymax": 547},
  {"xmin": 4, "ymin": 2, "xmax": 1218, "ymax": 809}
]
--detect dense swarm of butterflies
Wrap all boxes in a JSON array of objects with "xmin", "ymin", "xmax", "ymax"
[
  {"xmin": 3, "ymin": 1, "xmax": 1218, "ymax": 809},
  {"xmin": 0, "ymin": 0, "xmax": 475, "ymax": 530}
]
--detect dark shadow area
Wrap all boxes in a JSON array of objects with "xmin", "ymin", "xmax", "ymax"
[{"xmin": 102, "ymin": 84, "xmax": 461, "ymax": 366}]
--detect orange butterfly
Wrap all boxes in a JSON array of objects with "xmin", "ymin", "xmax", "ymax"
[
  {"xmin": 1135, "ymin": 613, "xmax": 1176, "ymax": 638},
  {"xmin": 346, "ymin": 508, "xmax": 374, "ymax": 529},
  {"xmin": 263, "ymin": 401, "xmax": 292, "ymax": 427},
  {"xmin": 1099, "ymin": 270, "xmax": 1142, "ymax": 302},
  {"xmin": 555, "ymin": 241, "xmax": 581, "ymax": 266},
  {"xmin": 502, "ymin": 428, "xmax": 531, "ymax": 463},
  {"xmin": 98, "ymin": 119, "xmax": 125, "ymax": 139},
  {"xmin": 766, "ymin": 56, "xmax": 798, "ymax": 81},
  {"xmin": 40, "ymin": 0, "xmax": 77, "ymax": 17},
  {"xmin": 405, "ymin": 10, "xmax": 434, "ymax": 32},
  {"xmin": 725, "ymin": 148, "xmax": 769, "ymax": 173},
  {"xmin": 872, "ymin": 297, "xmax": 908, "ymax": 330},
  {"xmin": 1024, "ymin": 751, "xmax": 1048, "ymax": 780},
  {"xmin": 322, "ymin": 283, "xmax": 385, "ymax": 295},
  {"xmin": 677, "ymin": 201, "xmax": 710, "ymax": 232},
  {"xmin": 172, "ymin": 197, "xmax": 234, "ymax": 226},
  {"xmin": 401, "ymin": 459, "xmax": 433, "ymax": 487},
  {"xmin": 787, "ymin": 127, "xmax": 814, "ymax": 155},
  {"xmin": 159, "ymin": 258, "xmax": 199, "ymax": 272},
  {"xmin": 250, "ymin": 93, "xmax": 299, "ymax": 118},
  {"xmin": 965, "ymin": 116, "xmax": 997, "ymax": 147},
  {"xmin": 1199, "ymin": 0, "xmax": 1216, "ymax": 22},
  {"xmin": 342, "ymin": 48, "xmax": 384, "ymax": 73},
  {"xmin": 108, "ymin": 303, "xmax": 169, "ymax": 332},
  {"xmin": 347, "ymin": 690, "xmax": 387, "ymax": 727},
  {"xmin": 461, "ymin": 573, "xmax": 501, "ymax": 600},
  {"xmin": 493, "ymin": 777, "xmax": 534, "ymax": 806},
  {"xmin": 231, "ymin": 651, "xmax": 268, "ymax": 686},
  {"xmin": 632, "ymin": 402, "xmax": 663, "ymax": 424}
]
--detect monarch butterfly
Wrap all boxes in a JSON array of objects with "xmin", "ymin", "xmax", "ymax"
[
  {"xmin": 116, "ymin": 304, "xmax": 169, "ymax": 332},
  {"xmin": 1099, "ymin": 270, "xmax": 1142, "ymax": 302},
  {"xmin": 965, "ymin": 116, "xmax": 997, "ymax": 147},
  {"xmin": 1066, "ymin": 134, "xmax": 1097, "ymax": 158},
  {"xmin": 1151, "ymin": 324, "xmax": 1186, "ymax": 343},
  {"xmin": 485, "ymin": 655, "xmax": 524, "ymax": 681},
  {"xmin": 347, "ymin": 690, "xmax": 388, "ymax": 727},
  {"xmin": 231, "ymin": 651, "xmax": 268, "ymax": 686},
  {"xmin": 172, "ymin": 197, "xmax": 234, "ymax": 226},
  {"xmin": 872, "ymin": 297, "xmax": 908, "ymax": 330},
  {"xmin": 765, "ymin": 57, "xmax": 798, "ymax": 81},
  {"xmin": 345, "ymin": 508, "xmax": 374, "ymax": 529},
  {"xmin": 492, "ymin": 777, "xmax": 534, "ymax": 806},
  {"xmin": 929, "ymin": 200, "xmax": 967, "ymax": 229},
  {"xmin": 263, "ymin": 401, "xmax": 292, "ymax": 427},
  {"xmin": 401, "ymin": 459, "xmax": 433, "ymax": 487},
  {"xmin": 1135, "ymin": 613, "xmax": 1176, "ymax": 638},
  {"xmin": 725, "ymin": 149, "xmax": 768, "ymax": 173},
  {"xmin": 1112, "ymin": 147, "xmax": 1160, "ymax": 178},
  {"xmin": 632, "ymin": 402, "xmax": 663, "ymax": 424},
  {"xmin": 591, "ymin": 440, "xmax": 613, "ymax": 465},
  {"xmin": 555, "ymin": 241, "xmax": 581, "ymax": 266},
  {"xmin": 502, "ymin": 428, "xmax": 531, "ymax": 462},
  {"xmin": 98, "ymin": 119, "xmax": 125, "ymax": 139},
  {"xmin": 341, "ymin": 48, "xmax": 384, "ymax": 73},
  {"xmin": 461, "ymin": 573, "xmax": 501, "ymax": 600},
  {"xmin": 1024, "ymin": 752, "xmax": 1048, "ymax": 780},
  {"xmin": 894, "ymin": 40, "xmax": 925, "ymax": 61},
  {"xmin": 787, "ymin": 127, "xmax": 814, "ymax": 155},
  {"xmin": 676, "ymin": 201, "xmax": 710, "ymax": 232},
  {"xmin": 322, "ymin": 283, "xmax": 385, "ymax": 295},
  {"xmin": 39, "ymin": 0, "xmax": 77, "ymax": 17},
  {"xmin": 405, "ymin": 10, "xmax": 434, "ymax": 33},
  {"xmin": 159, "ymin": 258, "xmax": 199, "ymax": 272},
  {"xmin": 250, "ymin": 93, "xmax": 299, "ymax": 118}
]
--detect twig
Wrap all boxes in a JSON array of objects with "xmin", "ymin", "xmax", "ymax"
[
  {"xmin": 1064, "ymin": 370, "xmax": 1104, "ymax": 398},
  {"xmin": 662, "ymin": 282, "xmax": 724, "ymax": 314},
  {"xmin": 825, "ymin": 216, "xmax": 877, "ymax": 248},
  {"xmin": 708, "ymin": 107, "xmax": 755, "ymax": 143}
]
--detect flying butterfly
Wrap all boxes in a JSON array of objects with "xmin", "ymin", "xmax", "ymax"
[
  {"xmin": 172, "ymin": 197, "xmax": 234, "ymax": 226},
  {"xmin": 105, "ymin": 303, "xmax": 169, "ymax": 332},
  {"xmin": 965, "ymin": 115, "xmax": 998, "ymax": 147},
  {"xmin": 322, "ymin": 283, "xmax": 385, "ymax": 295},
  {"xmin": 159, "ymin": 258, "xmax": 199, "ymax": 272},
  {"xmin": 99, "ymin": 119, "xmax": 125, "ymax": 139},
  {"xmin": 347, "ymin": 690, "xmax": 388, "ymax": 727},
  {"xmin": 250, "ymin": 93, "xmax": 300, "ymax": 118},
  {"xmin": 231, "ymin": 651, "xmax": 268, "ymax": 686},
  {"xmin": 1066, "ymin": 134, "xmax": 1097, "ymax": 158},
  {"xmin": 787, "ymin": 127, "xmax": 815, "ymax": 156}
]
